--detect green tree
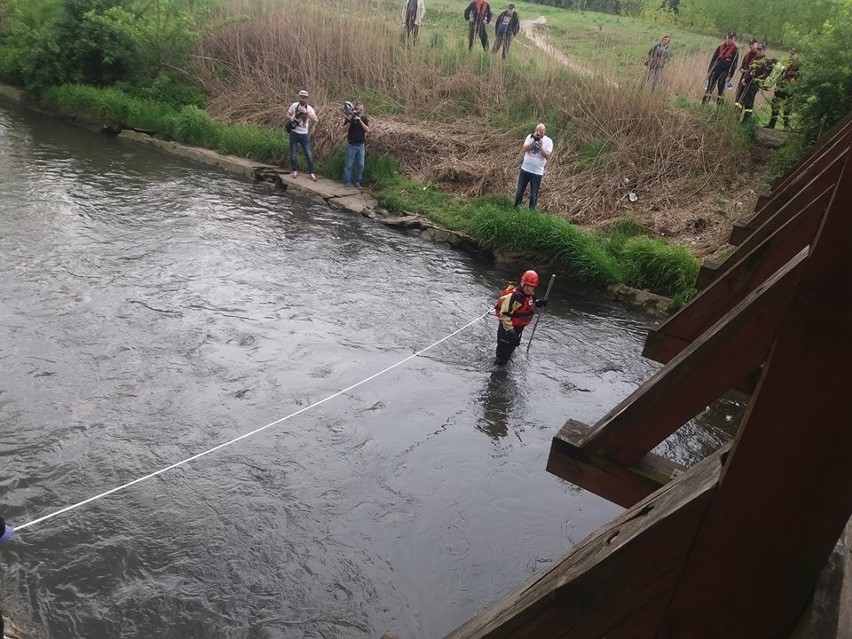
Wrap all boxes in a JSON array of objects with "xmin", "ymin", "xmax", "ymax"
[{"xmin": 792, "ymin": 0, "xmax": 852, "ymax": 142}]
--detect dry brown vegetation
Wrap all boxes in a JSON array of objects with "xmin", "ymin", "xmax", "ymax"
[{"xmin": 191, "ymin": 0, "xmax": 760, "ymax": 254}]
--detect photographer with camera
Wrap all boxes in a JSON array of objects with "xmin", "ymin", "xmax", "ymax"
[
  {"xmin": 286, "ymin": 89, "xmax": 319, "ymax": 180},
  {"xmin": 341, "ymin": 101, "xmax": 371, "ymax": 189},
  {"xmin": 514, "ymin": 123, "xmax": 553, "ymax": 210}
]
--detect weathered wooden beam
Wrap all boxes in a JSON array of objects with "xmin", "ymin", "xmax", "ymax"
[
  {"xmin": 444, "ymin": 448, "xmax": 727, "ymax": 639},
  {"xmin": 658, "ymin": 154, "xmax": 852, "ymax": 638},
  {"xmin": 644, "ymin": 186, "xmax": 834, "ymax": 364},
  {"xmin": 725, "ymin": 125, "xmax": 852, "ymax": 246},
  {"xmin": 546, "ymin": 419, "xmax": 685, "ymax": 508},
  {"xmin": 770, "ymin": 112, "xmax": 852, "ymax": 191},
  {"xmin": 697, "ymin": 147, "xmax": 847, "ymax": 290},
  {"xmin": 578, "ymin": 250, "xmax": 804, "ymax": 467}
]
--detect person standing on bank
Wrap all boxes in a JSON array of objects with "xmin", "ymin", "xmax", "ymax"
[
  {"xmin": 494, "ymin": 270, "xmax": 548, "ymax": 366},
  {"xmin": 342, "ymin": 102, "xmax": 370, "ymax": 188},
  {"xmin": 766, "ymin": 49, "xmax": 799, "ymax": 130},
  {"xmin": 514, "ymin": 123, "xmax": 553, "ymax": 210},
  {"xmin": 735, "ymin": 37, "xmax": 759, "ymax": 104},
  {"xmin": 702, "ymin": 32, "xmax": 739, "ymax": 106},
  {"xmin": 736, "ymin": 43, "xmax": 773, "ymax": 124},
  {"xmin": 643, "ymin": 34, "xmax": 671, "ymax": 92},
  {"xmin": 492, "ymin": 3, "xmax": 520, "ymax": 60},
  {"xmin": 287, "ymin": 89, "xmax": 319, "ymax": 180},
  {"xmin": 402, "ymin": 0, "xmax": 425, "ymax": 44},
  {"xmin": 464, "ymin": 0, "xmax": 492, "ymax": 52}
]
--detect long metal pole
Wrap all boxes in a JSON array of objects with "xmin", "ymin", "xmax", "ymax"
[{"xmin": 526, "ymin": 274, "xmax": 556, "ymax": 354}]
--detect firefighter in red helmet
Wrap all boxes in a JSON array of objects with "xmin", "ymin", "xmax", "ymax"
[{"xmin": 494, "ymin": 270, "xmax": 548, "ymax": 365}]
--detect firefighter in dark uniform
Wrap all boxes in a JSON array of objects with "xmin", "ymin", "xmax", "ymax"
[
  {"xmin": 494, "ymin": 270, "xmax": 547, "ymax": 366},
  {"xmin": 735, "ymin": 37, "xmax": 759, "ymax": 104},
  {"xmin": 702, "ymin": 32, "xmax": 739, "ymax": 106},
  {"xmin": 766, "ymin": 49, "xmax": 799, "ymax": 129},
  {"xmin": 736, "ymin": 44, "xmax": 774, "ymax": 124}
]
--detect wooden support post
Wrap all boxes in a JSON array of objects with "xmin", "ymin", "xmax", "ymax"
[
  {"xmin": 546, "ymin": 419, "xmax": 685, "ymax": 508},
  {"xmin": 644, "ymin": 186, "xmax": 833, "ymax": 364},
  {"xmin": 697, "ymin": 149, "xmax": 847, "ymax": 290},
  {"xmin": 658, "ymin": 155, "xmax": 852, "ymax": 638},
  {"xmin": 444, "ymin": 449, "xmax": 727, "ymax": 639},
  {"xmin": 579, "ymin": 251, "xmax": 803, "ymax": 468},
  {"xmin": 724, "ymin": 123, "xmax": 852, "ymax": 247}
]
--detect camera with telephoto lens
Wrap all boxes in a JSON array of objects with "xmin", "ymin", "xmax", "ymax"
[{"xmin": 344, "ymin": 101, "xmax": 359, "ymax": 120}]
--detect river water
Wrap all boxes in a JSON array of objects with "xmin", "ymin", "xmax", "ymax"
[{"xmin": 0, "ymin": 100, "xmax": 742, "ymax": 638}]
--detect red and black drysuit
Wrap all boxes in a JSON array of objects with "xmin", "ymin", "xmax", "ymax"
[
  {"xmin": 494, "ymin": 285, "xmax": 537, "ymax": 365},
  {"xmin": 702, "ymin": 40, "xmax": 739, "ymax": 105},
  {"xmin": 735, "ymin": 47, "xmax": 759, "ymax": 103},
  {"xmin": 768, "ymin": 61, "xmax": 799, "ymax": 129},
  {"xmin": 738, "ymin": 55, "xmax": 774, "ymax": 123},
  {"xmin": 464, "ymin": 0, "xmax": 492, "ymax": 51}
]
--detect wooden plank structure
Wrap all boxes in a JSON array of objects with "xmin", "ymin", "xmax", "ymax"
[{"xmin": 445, "ymin": 122, "xmax": 852, "ymax": 637}]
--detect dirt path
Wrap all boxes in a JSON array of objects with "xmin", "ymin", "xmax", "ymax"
[{"xmin": 519, "ymin": 17, "xmax": 619, "ymax": 89}]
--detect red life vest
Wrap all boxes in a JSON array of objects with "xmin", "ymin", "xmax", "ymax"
[{"xmin": 495, "ymin": 284, "xmax": 536, "ymax": 328}]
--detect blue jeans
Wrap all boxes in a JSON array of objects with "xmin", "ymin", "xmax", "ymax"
[
  {"xmin": 289, "ymin": 131, "xmax": 314, "ymax": 173},
  {"xmin": 343, "ymin": 143, "xmax": 365, "ymax": 185},
  {"xmin": 514, "ymin": 169, "xmax": 542, "ymax": 209}
]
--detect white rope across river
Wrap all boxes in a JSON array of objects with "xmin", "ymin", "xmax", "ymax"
[{"xmin": 12, "ymin": 309, "xmax": 493, "ymax": 535}]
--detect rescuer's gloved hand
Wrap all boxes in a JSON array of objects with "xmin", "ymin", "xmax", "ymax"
[
  {"xmin": 534, "ymin": 298, "xmax": 548, "ymax": 308},
  {"xmin": 506, "ymin": 330, "xmax": 521, "ymax": 346}
]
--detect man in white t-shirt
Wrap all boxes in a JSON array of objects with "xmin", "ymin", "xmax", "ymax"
[
  {"xmin": 286, "ymin": 89, "xmax": 320, "ymax": 180},
  {"xmin": 514, "ymin": 123, "xmax": 553, "ymax": 210}
]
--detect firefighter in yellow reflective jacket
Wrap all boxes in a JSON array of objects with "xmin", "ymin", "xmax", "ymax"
[
  {"xmin": 765, "ymin": 50, "xmax": 799, "ymax": 129},
  {"xmin": 494, "ymin": 270, "xmax": 548, "ymax": 365}
]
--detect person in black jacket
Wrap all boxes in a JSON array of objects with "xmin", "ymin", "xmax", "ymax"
[
  {"xmin": 737, "ymin": 44, "xmax": 774, "ymax": 124},
  {"xmin": 702, "ymin": 32, "xmax": 739, "ymax": 106},
  {"xmin": 464, "ymin": 0, "xmax": 492, "ymax": 51},
  {"xmin": 491, "ymin": 4, "xmax": 520, "ymax": 60}
]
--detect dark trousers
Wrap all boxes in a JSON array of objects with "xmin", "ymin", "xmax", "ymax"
[
  {"xmin": 702, "ymin": 66, "xmax": 731, "ymax": 105},
  {"xmin": 492, "ymin": 30, "xmax": 513, "ymax": 59},
  {"xmin": 468, "ymin": 20, "xmax": 488, "ymax": 50},
  {"xmin": 514, "ymin": 169, "xmax": 542, "ymax": 209},
  {"xmin": 495, "ymin": 324, "xmax": 524, "ymax": 364},
  {"xmin": 738, "ymin": 82, "xmax": 759, "ymax": 123}
]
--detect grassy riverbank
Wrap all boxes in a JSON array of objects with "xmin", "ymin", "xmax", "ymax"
[
  {"xmin": 40, "ymin": 81, "xmax": 699, "ymax": 300},
  {"xmin": 1, "ymin": 0, "xmax": 778, "ymax": 301}
]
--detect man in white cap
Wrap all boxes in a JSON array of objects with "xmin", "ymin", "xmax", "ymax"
[{"xmin": 286, "ymin": 89, "xmax": 319, "ymax": 180}]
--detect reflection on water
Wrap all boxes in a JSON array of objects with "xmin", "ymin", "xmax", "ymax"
[{"xmin": 0, "ymin": 101, "xmax": 740, "ymax": 639}]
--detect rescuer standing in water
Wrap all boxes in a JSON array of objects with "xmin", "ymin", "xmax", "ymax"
[{"xmin": 494, "ymin": 270, "xmax": 548, "ymax": 366}]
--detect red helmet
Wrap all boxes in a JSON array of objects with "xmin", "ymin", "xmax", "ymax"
[{"xmin": 520, "ymin": 270, "xmax": 539, "ymax": 287}]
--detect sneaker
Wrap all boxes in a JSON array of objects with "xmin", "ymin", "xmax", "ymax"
[
  {"xmin": 309, "ymin": 173, "xmax": 317, "ymax": 181},
  {"xmin": 355, "ymin": 183, "xmax": 362, "ymax": 189},
  {"xmin": 343, "ymin": 182, "xmax": 351, "ymax": 187},
  {"xmin": 292, "ymin": 171, "xmax": 299, "ymax": 178}
]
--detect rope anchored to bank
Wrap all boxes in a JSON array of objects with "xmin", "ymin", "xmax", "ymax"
[{"xmin": 12, "ymin": 309, "xmax": 493, "ymax": 535}]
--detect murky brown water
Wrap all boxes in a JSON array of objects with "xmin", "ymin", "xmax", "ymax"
[{"xmin": 0, "ymin": 100, "xmax": 743, "ymax": 638}]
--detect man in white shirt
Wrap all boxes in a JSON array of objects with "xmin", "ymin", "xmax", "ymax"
[
  {"xmin": 287, "ymin": 89, "xmax": 320, "ymax": 180},
  {"xmin": 514, "ymin": 123, "xmax": 553, "ymax": 210}
]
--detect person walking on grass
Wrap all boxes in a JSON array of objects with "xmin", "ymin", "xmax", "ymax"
[
  {"xmin": 514, "ymin": 123, "xmax": 553, "ymax": 210},
  {"xmin": 643, "ymin": 35, "xmax": 671, "ymax": 92},
  {"xmin": 287, "ymin": 89, "xmax": 319, "ymax": 180},
  {"xmin": 342, "ymin": 102, "xmax": 370, "ymax": 188},
  {"xmin": 702, "ymin": 32, "xmax": 739, "ymax": 106},
  {"xmin": 402, "ymin": 0, "xmax": 425, "ymax": 44},
  {"xmin": 494, "ymin": 270, "xmax": 548, "ymax": 366},
  {"xmin": 492, "ymin": 3, "xmax": 520, "ymax": 60},
  {"xmin": 735, "ymin": 38, "xmax": 759, "ymax": 104},
  {"xmin": 464, "ymin": 0, "xmax": 492, "ymax": 52}
]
